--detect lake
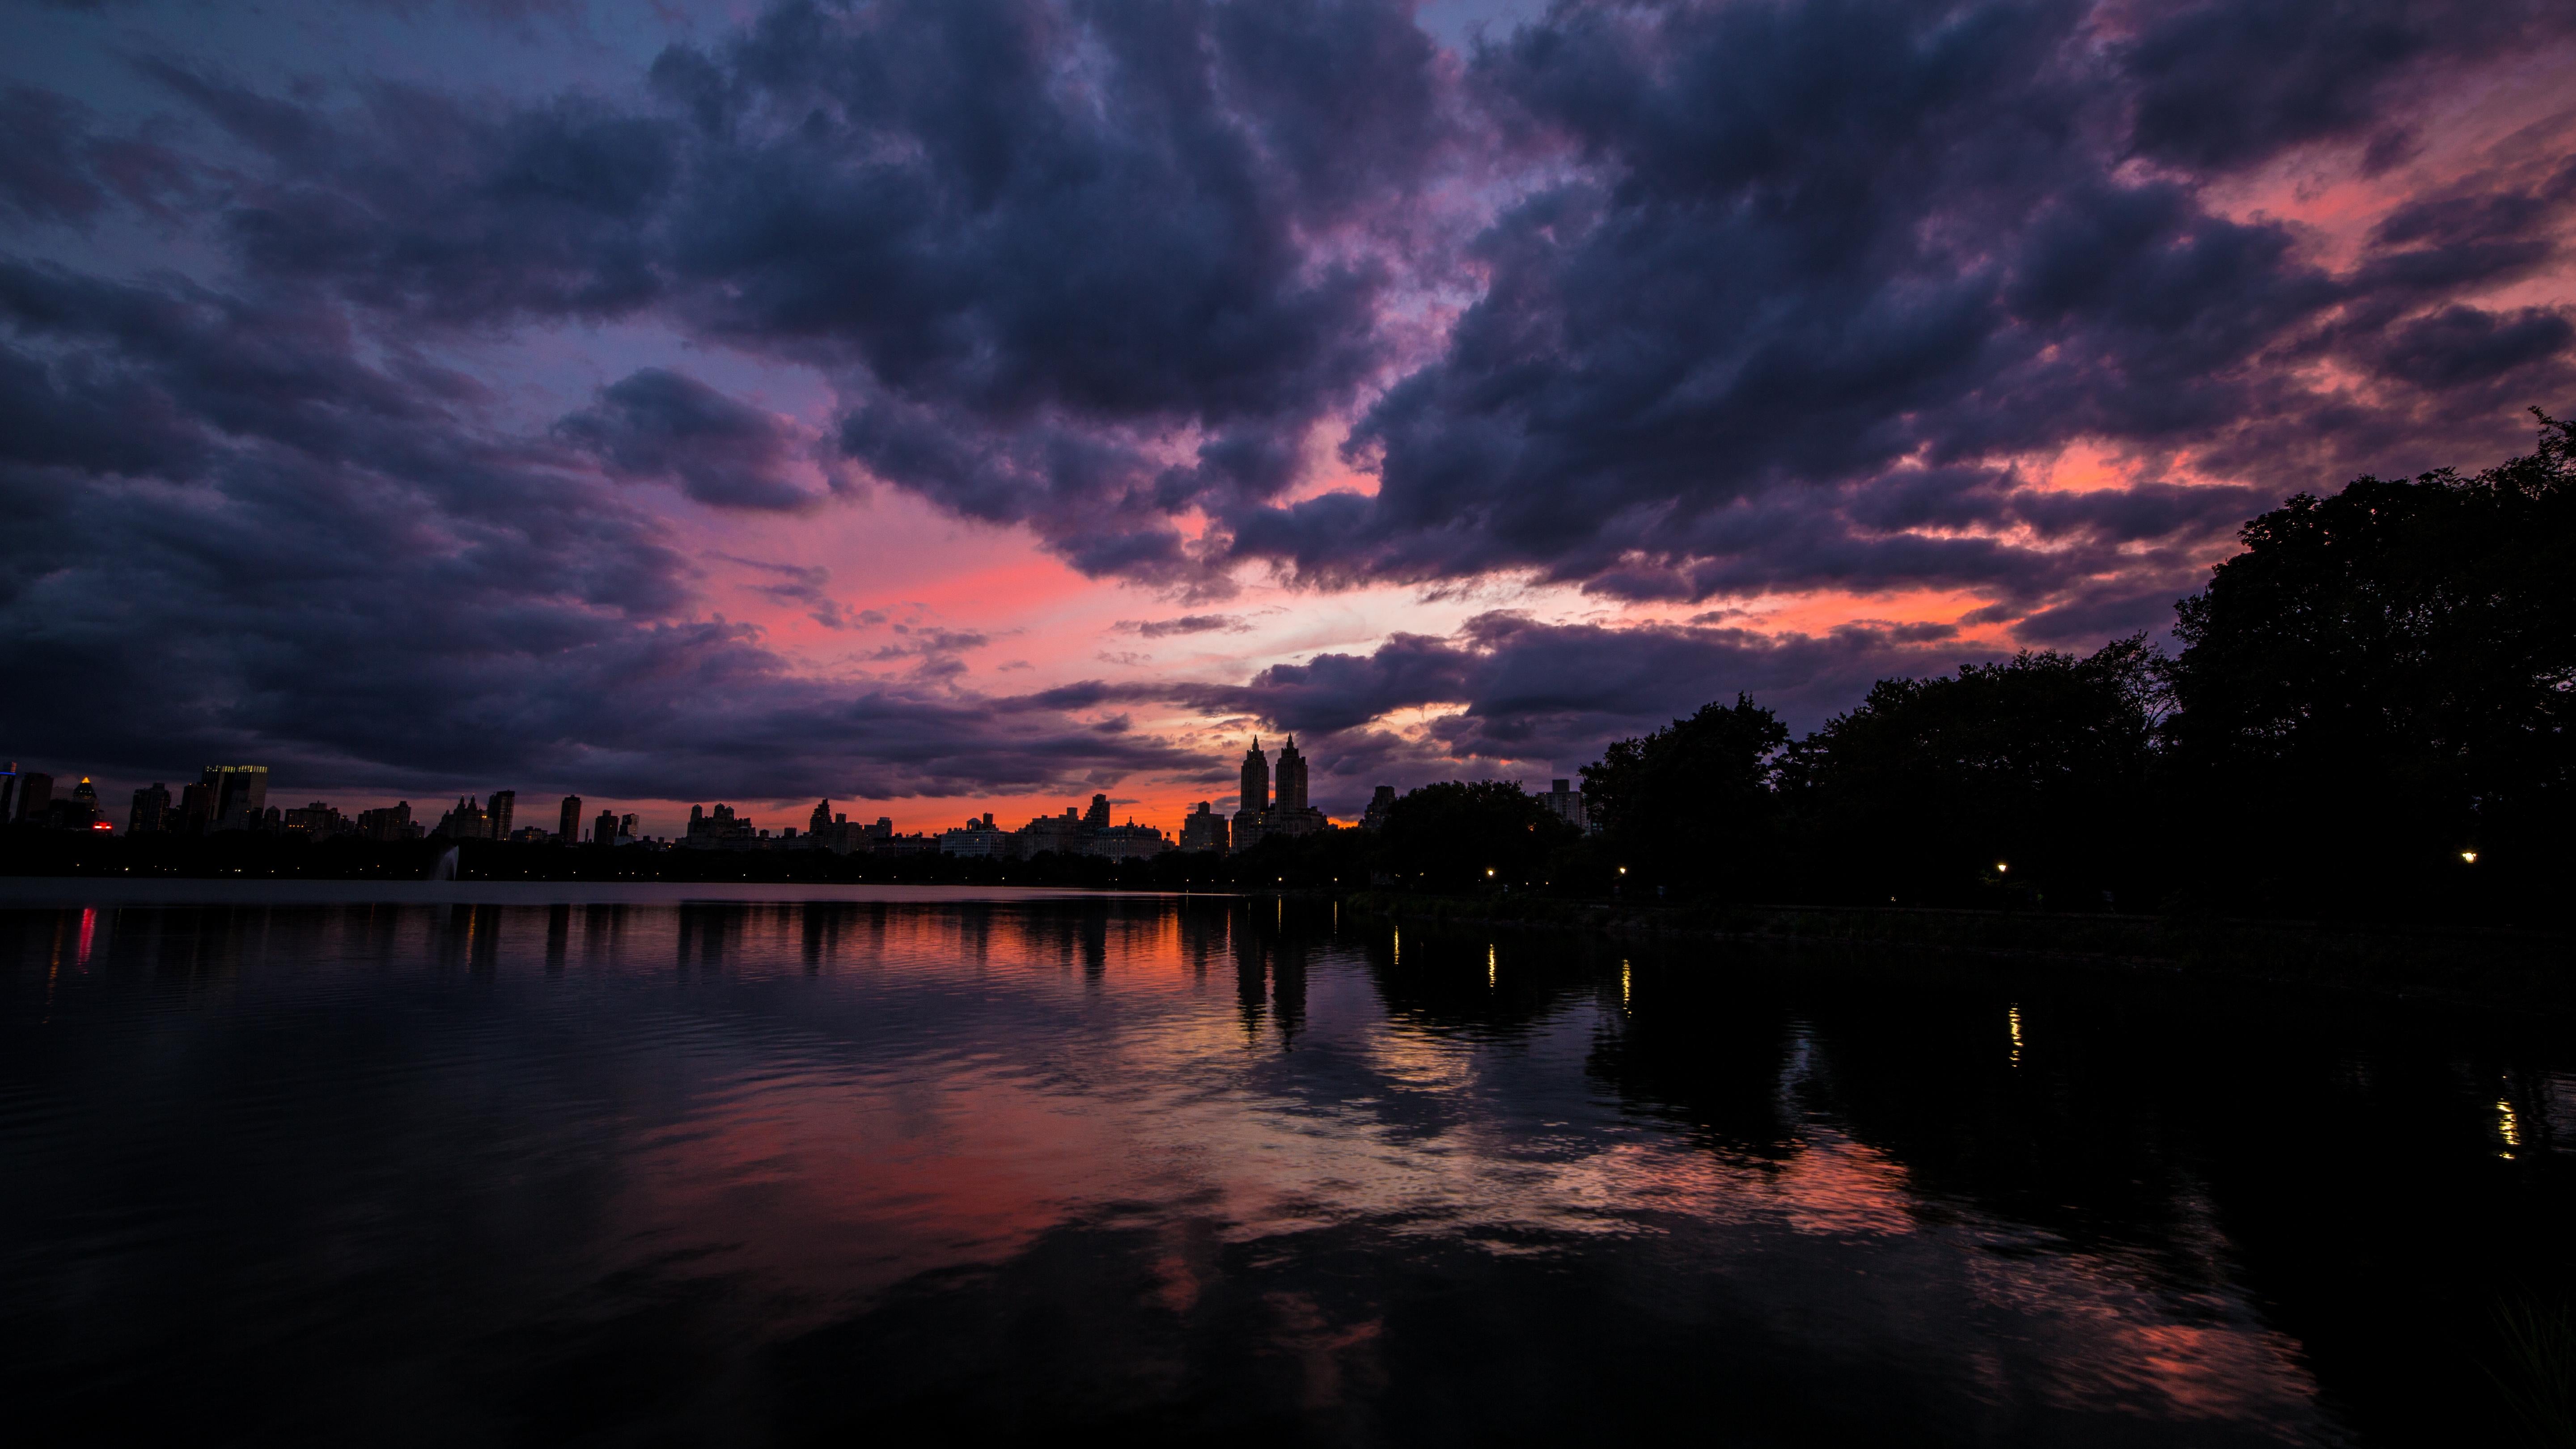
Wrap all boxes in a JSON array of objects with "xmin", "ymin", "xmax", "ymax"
[{"xmin": 3, "ymin": 885, "xmax": 2568, "ymax": 1445}]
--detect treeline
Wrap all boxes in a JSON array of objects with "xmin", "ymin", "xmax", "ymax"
[{"xmin": 1243, "ymin": 412, "xmax": 2576, "ymax": 924}]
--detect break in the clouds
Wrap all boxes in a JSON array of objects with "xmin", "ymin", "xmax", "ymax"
[{"xmin": 0, "ymin": 0, "xmax": 2570, "ymax": 813}]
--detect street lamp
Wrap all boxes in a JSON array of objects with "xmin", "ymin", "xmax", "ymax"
[
  {"xmin": 1995, "ymin": 861, "xmax": 2009, "ymax": 874},
  {"xmin": 2461, "ymin": 850, "xmax": 2479, "ymax": 864}
]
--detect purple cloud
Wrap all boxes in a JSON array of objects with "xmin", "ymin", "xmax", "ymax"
[{"xmin": 1, "ymin": 0, "xmax": 2569, "ymax": 805}]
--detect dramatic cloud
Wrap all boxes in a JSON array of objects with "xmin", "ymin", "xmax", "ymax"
[
  {"xmin": 558, "ymin": 369, "xmax": 826, "ymax": 511},
  {"xmin": 0, "ymin": 257, "xmax": 1201, "ymax": 804},
  {"xmin": 1232, "ymin": 0, "xmax": 2576, "ymax": 630},
  {"xmin": 1, "ymin": 0, "xmax": 2570, "ymax": 816}
]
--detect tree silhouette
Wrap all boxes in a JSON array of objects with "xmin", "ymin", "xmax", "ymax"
[
  {"xmin": 2166, "ymin": 410, "xmax": 2575, "ymax": 914},
  {"xmin": 1581, "ymin": 695, "xmax": 1787, "ymax": 898},
  {"xmin": 1779, "ymin": 639, "xmax": 2164, "ymax": 906},
  {"xmin": 1377, "ymin": 780, "xmax": 1579, "ymax": 892}
]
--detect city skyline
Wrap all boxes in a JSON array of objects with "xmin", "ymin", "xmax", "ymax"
[{"xmin": 0, "ymin": 734, "xmax": 1448, "ymax": 843}]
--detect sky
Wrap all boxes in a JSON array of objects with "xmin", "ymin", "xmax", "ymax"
[{"xmin": 2, "ymin": 0, "xmax": 2571, "ymax": 837}]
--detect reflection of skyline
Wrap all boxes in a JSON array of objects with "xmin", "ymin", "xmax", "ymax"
[{"xmin": 4, "ymin": 898, "xmax": 2568, "ymax": 1442}]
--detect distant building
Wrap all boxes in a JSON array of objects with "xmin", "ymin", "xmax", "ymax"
[
  {"xmin": 1017, "ymin": 807, "xmax": 1087, "ymax": 857},
  {"xmin": 941, "ymin": 814, "xmax": 1013, "ymax": 858},
  {"xmin": 281, "ymin": 800, "xmax": 348, "ymax": 836},
  {"xmin": 38, "ymin": 778, "xmax": 107, "ymax": 831},
  {"xmin": 683, "ymin": 803, "xmax": 756, "ymax": 847},
  {"xmin": 799, "ymin": 800, "xmax": 861, "ymax": 853},
  {"xmin": 1082, "ymin": 793, "xmax": 1111, "ymax": 830},
  {"xmin": 129, "ymin": 782, "xmax": 173, "ymax": 835},
  {"xmin": 1178, "ymin": 801, "xmax": 1228, "ymax": 854},
  {"xmin": 1233, "ymin": 738, "xmax": 1271, "ymax": 849},
  {"xmin": 356, "ymin": 801, "xmax": 422, "ymax": 841},
  {"xmin": 1541, "ymin": 779, "xmax": 1587, "ymax": 831},
  {"xmin": 592, "ymin": 809, "xmax": 618, "ymax": 845},
  {"xmin": 557, "ymin": 794, "xmax": 582, "ymax": 842},
  {"xmin": 798, "ymin": 801, "xmax": 873, "ymax": 854},
  {"xmin": 487, "ymin": 791, "xmax": 516, "ymax": 840},
  {"xmin": 1085, "ymin": 820, "xmax": 1170, "ymax": 861},
  {"xmin": 1360, "ymin": 785, "xmax": 1396, "ymax": 831},
  {"xmin": 177, "ymin": 782, "xmax": 216, "ymax": 834},
  {"xmin": 0, "ymin": 764, "xmax": 17, "ymax": 824},
  {"xmin": 1275, "ymin": 737, "xmax": 1308, "ymax": 812},
  {"xmin": 871, "ymin": 832, "xmax": 938, "ymax": 856},
  {"xmin": 1267, "ymin": 737, "xmax": 1328, "ymax": 839},
  {"xmin": 435, "ymin": 797, "xmax": 488, "ymax": 839},
  {"xmin": 204, "ymin": 765, "xmax": 267, "ymax": 832},
  {"xmin": 14, "ymin": 771, "xmax": 54, "ymax": 826},
  {"xmin": 826, "ymin": 812, "xmax": 871, "ymax": 854}
]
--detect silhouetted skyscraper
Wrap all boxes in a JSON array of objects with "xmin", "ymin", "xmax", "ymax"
[
  {"xmin": 593, "ymin": 809, "xmax": 617, "ymax": 845},
  {"xmin": 177, "ymin": 781, "xmax": 214, "ymax": 834},
  {"xmin": 436, "ymin": 797, "xmax": 487, "ymax": 839},
  {"xmin": 203, "ymin": 765, "xmax": 267, "ymax": 831},
  {"xmin": 1239, "ymin": 737, "xmax": 1269, "ymax": 816},
  {"xmin": 487, "ymin": 790, "xmax": 515, "ymax": 839},
  {"xmin": 15, "ymin": 771, "xmax": 54, "ymax": 825},
  {"xmin": 1083, "ymin": 793, "xmax": 1110, "ymax": 830},
  {"xmin": 558, "ymin": 795, "xmax": 582, "ymax": 841},
  {"xmin": 129, "ymin": 783, "xmax": 171, "ymax": 835},
  {"xmin": 1275, "ymin": 736, "xmax": 1308, "ymax": 812},
  {"xmin": 1361, "ymin": 785, "xmax": 1396, "ymax": 831},
  {"xmin": 810, "ymin": 799, "xmax": 832, "ymax": 836}
]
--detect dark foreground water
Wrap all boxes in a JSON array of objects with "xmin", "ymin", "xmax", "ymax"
[{"xmin": 3, "ymin": 888, "xmax": 2570, "ymax": 1447}]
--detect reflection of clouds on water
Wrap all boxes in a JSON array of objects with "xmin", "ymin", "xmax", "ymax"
[
  {"xmin": 6, "ymin": 893, "xmax": 2510, "ymax": 1443},
  {"xmin": 445, "ymin": 902, "xmax": 2327, "ymax": 1435}
]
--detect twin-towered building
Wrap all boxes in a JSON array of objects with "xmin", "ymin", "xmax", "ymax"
[{"xmin": 1231, "ymin": 736, "xmax": 1329, "ymax": 852}]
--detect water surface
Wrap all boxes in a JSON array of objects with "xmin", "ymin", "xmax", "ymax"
[{"xmin": 3, "ymin": 887, "xmax": 2568, "ymax": 1445}]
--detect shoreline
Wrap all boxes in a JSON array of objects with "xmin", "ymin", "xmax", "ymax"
[{"xmin": 1338, "ymin": 890, "xmax": 2576, "ymax": 1014}]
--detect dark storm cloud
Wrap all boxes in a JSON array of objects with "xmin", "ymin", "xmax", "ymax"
[
  {"xmin": 0, "ymin": 258, "xmax": 1232, "ymax": 803},
  {"xmin": 2112, "ymin": 0, "xmax": 2565, "ymax": 174},
  {"xmin": 2368, "ymin": 306, "xmax": 2576, "ymax": 390},
  {"xmin": 1218, "ymin": 0, "xmax": 2576, "ymax": 613},
  {"xmin": 97, "ymin": 0, "xmax": 1452, "ymax": 586},
  {"xmin": 4, "ymin": 0, "xmax": 2572, "ymax": 802},
  {"xmin": 0, "ymin": 86, "xmax": 193, "ymax": 225},
  {"xmin": 52, "ymin": 0, "xmax": 2568, "ymax": 612},
  {"xmin": 557, "ymin": 369, "xmax": 826, "ymax": 511}
]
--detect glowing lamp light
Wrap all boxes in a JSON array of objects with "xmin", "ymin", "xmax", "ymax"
[
  {"xmin": 1618, "ymin": 866, "xmax": 1627, "ymax": 875},
  {"xmin": 1485, "ymin": 868, "xmax": 1495, "ymax": 877},
  {"xmin": 2461, "ymin": 850, "xmax": 2478, "ymax": 864},
  {"xmin": 1995, "ymin": 862, "xmax": 2009, "ymax": 873},
  {"xmin": 90, "ymin": 821, "xmax": 113, "ymax": 832}
]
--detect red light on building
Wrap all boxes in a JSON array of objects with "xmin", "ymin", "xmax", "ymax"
[{"xmin": 90, "ymin": 820, "xmax": 114, "ymax": 832}]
